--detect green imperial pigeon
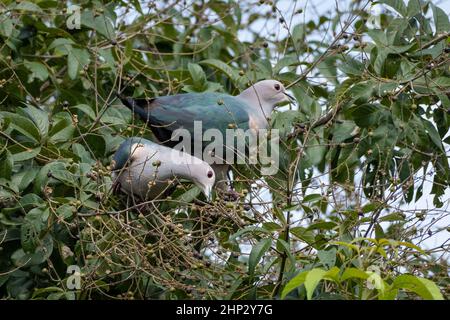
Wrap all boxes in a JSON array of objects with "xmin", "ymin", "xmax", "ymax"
[
  {"xmin": 118, "ymin": 80, "xmax": 294, "ymax": 184},
  {"xmin": 111, "ymin": 137, "xmax": 215, "ymax": 200}
]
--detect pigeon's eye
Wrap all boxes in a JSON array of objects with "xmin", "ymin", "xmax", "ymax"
[
  {"xmin": 207, "ymin": 171, "xmax": 214, "ymax": 178},
  {"xmin": 274, "ymin": 83, "xmax": 281, "ymax": 91}
]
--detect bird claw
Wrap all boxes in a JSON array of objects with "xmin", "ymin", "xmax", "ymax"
[{"xmin": 112, "ymin": 181, "xmax": 121, "ymax": 194}]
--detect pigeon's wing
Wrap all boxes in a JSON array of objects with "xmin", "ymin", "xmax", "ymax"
[
  {"xmin": 112, "ymin": 138, "xmax": 172, "ymax": 199},
  {"xmin": 120, "ymin": 93, "xmax": 251, "ymax": 147},
  {"xmin": 112, "ymin": 138, "xmax": 136, "ymax": 171}
]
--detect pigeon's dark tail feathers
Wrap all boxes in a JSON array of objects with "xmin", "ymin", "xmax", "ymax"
[{"xmin": 116, "ymin": 93, "xmax": 149, "ymax": 121}]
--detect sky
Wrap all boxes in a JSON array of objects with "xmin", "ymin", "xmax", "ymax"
[
  {"xmin": 126, "ymin": 0, "xmax": 449, "ymax": 257},
  {"xmin": 238, "ymin": 0, "xmax": 450, "ymax": 255}
]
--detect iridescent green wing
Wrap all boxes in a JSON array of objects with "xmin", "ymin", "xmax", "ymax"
[{"xmin": 130, "ymin": 92, "xmax": 251, "ymax": 147}]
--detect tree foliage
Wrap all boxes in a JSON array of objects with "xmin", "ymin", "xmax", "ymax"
[{"xmin": 0, "ymin": 0, "xmax": 449, "ymax": 300}]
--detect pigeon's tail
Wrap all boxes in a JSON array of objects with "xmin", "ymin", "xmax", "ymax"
[{"xmin": 116, "ymin": 93, "xmax": 149, "ymax": 121}]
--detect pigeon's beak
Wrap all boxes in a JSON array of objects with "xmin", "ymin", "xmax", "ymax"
[
  {"xmin": 275, "ymin": 91, "xmax": 295, "ymax": 107},
  {"xmin": 284, "ymin": 92, "xmax": 296, "ymax": 105},
  {"xmin": 202, "ymin": 185, "xmax": 213, "ymax": 201}
]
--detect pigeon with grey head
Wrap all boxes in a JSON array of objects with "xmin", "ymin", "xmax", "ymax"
[
  {"xmin": 111, "ymin": 137, "xmax": 215, "ymax": 200},
  {"xmin": 118, "ymin": 80, "xmax": 295, "ymax": 187}
]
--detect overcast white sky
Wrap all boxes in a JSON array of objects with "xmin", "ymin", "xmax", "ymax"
[
  {"xmin": 240, "ymin": 0, "xmax": 450, "ymax": 254},
  {"xmin": 128, "ymin": 0, "xmax": 449, "ymax": 256}
]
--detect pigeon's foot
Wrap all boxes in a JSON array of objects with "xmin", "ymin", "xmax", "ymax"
[{"xmin": 112, "ymin": 181, "xmax": 121, "ymax": 194}]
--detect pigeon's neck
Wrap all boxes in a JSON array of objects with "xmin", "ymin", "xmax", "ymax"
[
  {"xmin": 167, "ymin": 150, "xmax": 205, "ymax": 182},
  {"xmin": 238, "ymin": 88, "xmax": 274, "ymax": 128}
]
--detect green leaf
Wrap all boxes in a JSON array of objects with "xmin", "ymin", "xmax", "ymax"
[
  {"xmin": 331, "ymin": 241, "xmax": 360, "ymax": 253},
  {"xmin": 0, "ymin": 18, "xmax": 14, "ymax": 37},
  {"xmin": 281, "ymin": 270, "xmax": 308, "ymax": 299},
  {"xmin": 24, "ymin": 61, "xmax": 49, "ymax": 82},
  {"xmin": 84, "ymin": 133, "xmax": 105, "ymax": 158},
  {"xmin": 361, "ymin": 202, "xmax": 378, "ymax": 213},
  {"xmin": 379, "ymin": 212, "xmax": 406, "ymax": 222},
  {"xmin": 271, "ymin": 110, "xmax": 299, "ymax": 138},
  {"xmin": 274, "ymin": 54, "xmax": 300, "ymax": 74},
  {"xmin": 340, "ymin": 268, "xmax": 370, "ymax": 281},
  {"xmin": 68, "ymin": 48, "xmax": 90, "ymax": 80},
  {"xmin": 0, "ymin": 150, "xmax": 13, "ymax": 179},
  {"xmin": 94, "ymin": 15, "xmax": 116, "ymax": 40},
  {"xmin": 51, "ymin": 170, "xmax": 77, "ymax": 187},
  {"xmin": 188, "ymin": 63, "xmax": 207, "ymax": 91},
  {"xmin": 317, "ymin": 248, "xmax": 337, "ymax": 269},
  {"xmin": 276, "ymin": 238, "xmax": 296, "ymax": 267},
  {"xmin": 307, "ymin": 221, "xmax": 337, "ymax": 231},
  {"xmin": 374, "ymin": 49, "xmax": 388, "ymax": 75},
  {"xmin": 100, "ymin": 106, "xmax": 131, "ymax": 125},
  {"xmin": 349, "ymin": 103, "xmax": 379, "ymax": 127},
  {"xmin": 48, "ymin": 114, "xmax": 75, "ymax": 143},
  {"xmin": 204, "ymin": 82, "xmax": 223, "ymax": 92},
  {"xmin": 56, "ymin": 204, "xmax": 75, "ymax": 219},
  {"xmin": 48, "ymin": 38, "xmax": 75, "ymax": 53},
  {"xmin": 290, "ymin": 227, "xmax": 315, "ymax": 246},
  {"xmin": 432, "ymin": 77, "xmax": 450, "ymax": 87},
  {"xmin": 349, "ymin": 82, "xmax": 375, "ymax": 102},
  {"xmin": 200, "ymin": 59, "xmax": 245, "ymax": 88},
  {"xmin": 332, "ymin": 120, "xmax": 357, "ymax": 143},
  {"xmin": 431, "ymin": 3, "xmax": 450, "ymax": 34},
  {"xmin": 11, "ymin": 167, "xmax": 39, "ymax": 191},
  {"xmin": 72, "ymin": 143, "xmax": 93, "ymax": 163},
  {"xmin": 302, "ymin": 193, "xmax": 323, "ymax": 203},
  {"xmin": 304, "ymin": 268, "xmax": 328, "ymax": 300},
  {"xmin": 407, "ymin": 0, "xmax": 421, "ymax": 17},
  {"xmin": 21, "ymin": 208, "xmax": 43, "ymax": 253},
  {"xmin": 14, "ymin": 1, "xmax": 43, "ymax": 13},
  {"xmin": 33, "ymin": 161, "xmax": 67, "ymax": 194},
  {"xmin": 291, "ymin": 24, "xmax": 305, "ymax": 44},
  {"xmin": 32, "ymin": 287, "xmax": 65, "ymax": 299},
  {"xmin": 72, "ymin": 104, "xmax": 96, "ymax": 120},
  {"xmin": 248, "ymin": 238, "xmax": 272, "ymax": 277},
  {"xmin": 388, "ymin": 44, "xmax": 414, "ymax": 54},
  {"xmin": 338, "ymin": 57, "xmax": 364, "ymax": 76},
  {"xmin": 262, "ymin": 222, "xmax": 282, "ymax": 231},
  {"xmin": 305, "ymin": 137, "xmax": 327, "ymax": 166},
  {"xmin": 176, "ymin": 186, "xmax": 201, "ymax": 203},
  {"xmin": 81, "ymin": 11, "xmax": 116, "ymax": 39},
  {"xmin": 378, "ymin": 0, "xmax": 407, "ymax": 16},
  {"xmin": 423, "ymin": 119, "xmax": 443, "ymax": 151},
  {"xmin": 374, "ymin": 223, "xmax": 385, "ymax": 239},
  {"xmin": 12, "ymin": 233, "xmax": 53, "ymax": 267},
  {"xmin": 367, "ymin": 272, "xmax": 387, "ymax": 297},
  {"xmin": 324, "ymin": 266, "xmax": 341, "ymax": 282},
  {"xmin": 8, "ymin": 145, "xmax": 41, "ymax": 162},
  {"xmin": 317, "ymin": 57, "xmax": 337, "ymax": 83},
  {"xmin": 21, "ymin": 105, "xmax": 49, "ymax": 139},
  {"xmin": 393, "ymin": 275, "xmax": 444, "ymax": 300},
  {"xmin": 252, "ymin": 59, "xmax": 273, "ymax": 78},
  {"xmin": 1, "ymin": 112, "xmax": 41, "ymax": 144},
  {"xmin": 396, "ymin": 241, "xmax": 426, "ymax": 254},
  {"xmin": 367, "ymin": 29, "xmax": 388, "ymax": 45}
]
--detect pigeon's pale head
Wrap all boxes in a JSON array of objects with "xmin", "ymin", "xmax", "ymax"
[
  {"xmin": 240, "ymin": 80, "xmax": 295, "ymax": 110},
  {"xmin": 192, "ymin": 166, "xmax": 215, "ymax": 201},
  {"xmin": 249, "ymin": 80, "xmax": 293, "ymax": 106}
]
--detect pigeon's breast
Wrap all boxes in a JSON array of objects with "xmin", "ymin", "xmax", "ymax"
[{"xmin": 248, "ymin": 113, "xmax": 269, "ymax": 131}]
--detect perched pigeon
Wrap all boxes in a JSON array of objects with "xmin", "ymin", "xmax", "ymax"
[
  {"xmin": 118, "ymin": 80, "xmax": 294, "ymax": 186},
  {"xmin": 111, "ymin": 137, "xmax": 215, "ymax": 200}
]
